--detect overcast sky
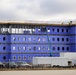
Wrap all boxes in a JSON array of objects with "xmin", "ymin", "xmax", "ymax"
[{"xmin": 0, "ymin": 0, "xmax": 76, "ymax": 21}]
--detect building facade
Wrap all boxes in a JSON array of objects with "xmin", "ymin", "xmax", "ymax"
[{"xmin": 0, "ymin": 22, "xmax": 76, "ymax": 63}]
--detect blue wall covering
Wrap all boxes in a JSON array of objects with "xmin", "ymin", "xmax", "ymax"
[{"xmin": 0, "ymin": 24, "xmax": 76, "ymax": 63}]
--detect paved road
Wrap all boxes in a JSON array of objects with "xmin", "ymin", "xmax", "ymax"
[{"xmin": 0, "ymin": 70, "xmax": 76, "ymax": 75}]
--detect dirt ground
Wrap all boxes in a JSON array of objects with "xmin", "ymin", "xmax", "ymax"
[{"xmin": 0, "ymin": 70, "xmax": 76, "ymax": 75}]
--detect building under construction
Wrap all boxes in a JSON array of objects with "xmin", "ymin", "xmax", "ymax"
[{"xmin": 0, "ymin": 21, "xmax": 76, "ymax": 63}]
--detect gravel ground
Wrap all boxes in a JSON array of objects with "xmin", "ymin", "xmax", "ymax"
[{"xmin": 0, "ymin": 70, "xmax": 76, "ymax": 75}]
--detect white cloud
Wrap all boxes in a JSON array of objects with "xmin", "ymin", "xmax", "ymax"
[{"xmin": 0, "ymin": 0, "xmax": 76, "ymax": 21}]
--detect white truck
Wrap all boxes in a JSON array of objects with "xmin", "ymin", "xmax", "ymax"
[{"xmin": 33, "ymin": 57, "xmax": 68, "ymax": 67}]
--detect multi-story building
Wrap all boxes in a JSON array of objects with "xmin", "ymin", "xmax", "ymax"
[{"xmin": 0, "ymin": 21, "xmax": 76, "ymax": 63}]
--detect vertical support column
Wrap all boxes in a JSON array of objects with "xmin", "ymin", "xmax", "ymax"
[
  {"xmin": 9, "ymin": 25, "xmax": 12, "ymax": 34},
  {"xmin": 22, "ymin": 25, "xmax": 24, "ymax": 33},
  {"xmin": 17, "ymin": 25, "xmax": 19, "ymax": 34},
  {"xmin": 0, "ymin": 25, "xmax": 1, "ymax": 33},
  {"xmin": 4, "ymin": 25, "xmax": 8, "ymax": 33},
  {"xmin": 21, "ymin": 25, "xmax": 23, "ymax": 34},
  {"xmin": 23, "ymin": 25, "xmax": 24, "ymax": 33},
  {"xmin": 15, "ymin": 25, "xmax": 16, "ymax": 34},
  {"xmin": 19, "ymin": 25, "xmax": 21, "ymax": 34},
  {"xmin": 1, "ymin": 25, "xmax": 3, "ymax": 33}
]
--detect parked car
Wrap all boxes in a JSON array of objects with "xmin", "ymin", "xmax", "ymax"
[
  {"xmin": 5, "ymin": 62, "xmax": 18, "ymax": 68},
  {"xmin": 0, "ymin": 61, "xmax": 5, "ymax": 68},
  {"xmin": 16, "ymin": 61, "xmax": 31, "ymax": 68}
]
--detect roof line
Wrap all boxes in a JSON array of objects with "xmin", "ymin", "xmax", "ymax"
[{"xmin": 0, "ymin": 21, "xmax": 76, "ymax": 26}]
